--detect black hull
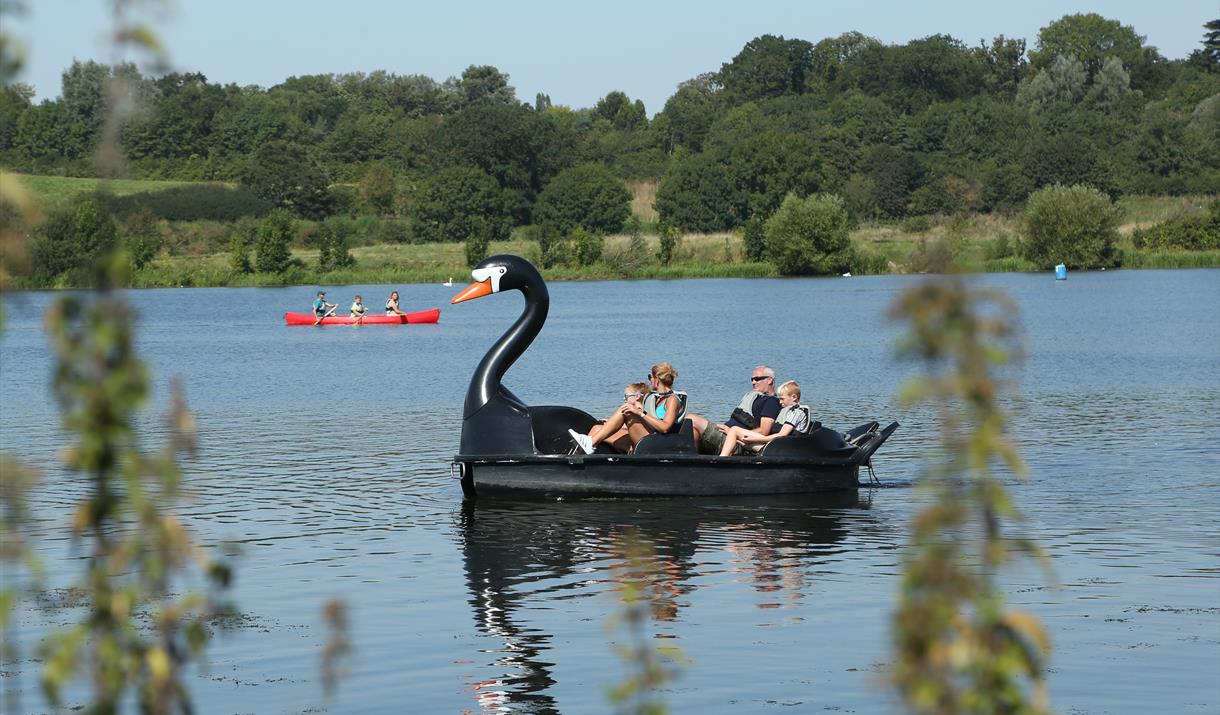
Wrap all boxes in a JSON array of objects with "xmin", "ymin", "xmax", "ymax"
[{"xmin": 456, "ymin": 453, "xmax": 862, "ymax": 499}]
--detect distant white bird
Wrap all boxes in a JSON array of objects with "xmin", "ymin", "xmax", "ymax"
[
  {"xmin": 841, "ymin": 272, "xmax": 852, "ymax": 277},
  {"xmin": 443, "ymin": 277, "xmax": 454, "ymax": 287}
]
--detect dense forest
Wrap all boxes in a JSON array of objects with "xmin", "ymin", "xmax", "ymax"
[{"xmin": 2, "ymin": 13, "xmax": 1218, "ymax": 283}]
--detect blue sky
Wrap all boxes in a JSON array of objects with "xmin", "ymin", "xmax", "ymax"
[{"xmin": 11, "ymin": 0, "xmax": 1215, "ymax": 114}]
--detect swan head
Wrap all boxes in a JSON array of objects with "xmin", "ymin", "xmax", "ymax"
[{"xmin": 451, "ymin": 255, "xmax": 543, "ymax": 304}]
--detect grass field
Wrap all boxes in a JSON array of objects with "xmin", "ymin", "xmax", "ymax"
[{"xmin": 12, "ymin": 173, "xmax": 202, "ymax": 206}]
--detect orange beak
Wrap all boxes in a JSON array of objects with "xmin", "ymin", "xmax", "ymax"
[{"xmin": 452, "ymin": 279, "xmax": 493, "ymax": 304}]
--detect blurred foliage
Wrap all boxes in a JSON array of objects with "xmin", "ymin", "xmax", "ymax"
[
  {"xmin": 40, "ymin": 268, "xmax": 234, "ymax": 713},
  {"xmin": 606, "ymin": 530, "xmax": 687, "ymax": 715},
  {"xmin": 889, "ymin": 276, "xmax": 1051, "ymax": 715}
]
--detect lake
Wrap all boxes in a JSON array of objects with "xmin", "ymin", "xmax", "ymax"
[{"xmin": 1, "ymin": 268, "xmax": 1217, "ymax": 714}]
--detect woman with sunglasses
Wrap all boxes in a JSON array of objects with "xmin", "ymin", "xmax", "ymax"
[{"xmin": 569, "ymin": 364, "xmax": 685, "ymax": 454}]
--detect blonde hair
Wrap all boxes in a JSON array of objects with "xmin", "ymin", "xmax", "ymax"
[
  {"xmin": 778, "ymin": 380, "xmax": 801, "ymax": 401},
  {"xmin": 650, "ymin": 362, "xmax": 678, "ymax": 389},
  {"xmin": 626, "ymin": 382, "xmax": 649, "ymax": 395}
]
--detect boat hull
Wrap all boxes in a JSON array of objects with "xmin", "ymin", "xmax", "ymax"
[
  {"xmin": 456, "ymin": 453, "xmax": 861, "ymax": 499},
  {"xmin": 284, "ymin": 308, "xmax": 439, "ymax": 325}
]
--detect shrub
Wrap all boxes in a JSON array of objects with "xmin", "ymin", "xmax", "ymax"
[
  {"xmin": 121, "ymin": 209, "xmax": 162, "ymax": 270},
  {"xmin": 102, "ymin": 184, "xmax": 273, "ymax": 221},
  {"xmin": 742, "ymin": 217, "xmax": 767, "ymax": 262},
  {"xmin": 570, "ymin": 226, "xmax": 604, "ymax": 266},
  {"xmin": 373, "ymin": 218, "xmax": 412, "ymax": 244},
  {"xmin": 657, "ymin": 222, "xmax": 680, "ymax": 266},
  {"xmin": 464, "ymin": 229, "xmax": 490, "ymax": 268},
  {"xmin": 764, "ymin": 193, "xmax": 856, "ymax": 275},
  {"xmin": 228, "ymin": 216, "xmax": 257, "ymax": 273},
  {"xmin": 902, "ymin": 215, "xmax": 933, "ymax": 233},
  {"xmin": 1130, "ymin": 205, "xmax": 1220, "ymax": 251},
  {"xmin": 255, "ymin": 209, "xmax": 295, "ymax": 273},
  {"xmin": 316, "ymin": 219, "xmax": 356, "ymax": 271},
  {"xmin": 413, "ymin": 166, "xmax": 515, "ymax": 245},
  {"xmin": 984, "ymin": 232, "xmax": 1018, "ymax": 260},
  {"xmin": 533, "ymin": 164, "xmax": 631, "ymax": 235},
  {"xmin": 30, "ymin": 197, "xmax": 117, "ymax": 282},
  {"xmin": 520, "ymin": 224, "xmax": 566, "ymax": 268},
  {"xmin": 1022, "ymin": 184, "xmax": 1120, "ymax": 269}
]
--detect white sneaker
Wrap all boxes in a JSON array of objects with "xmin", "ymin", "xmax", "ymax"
[{"xmin": 568, "ymin": 428, "xmax": 594, "ymax": 455}]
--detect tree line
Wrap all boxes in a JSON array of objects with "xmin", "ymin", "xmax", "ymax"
[{"xmin": 2, "ymin": 13, "xmax": 1218, "ymax": 278}]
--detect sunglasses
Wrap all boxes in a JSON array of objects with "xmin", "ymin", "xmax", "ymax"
[
  {"xmin": 751, "ymin": 375, "xmax": 771, "ymax": 382},
  {"xmin": 623, "ymin": 392, "xmax": 643, "ymax": 400}
]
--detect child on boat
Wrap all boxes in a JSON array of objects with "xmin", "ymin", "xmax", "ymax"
[
  {"xmin": 350, "ymin": 295, "xmax": 368, "ymax": 320},
  {"xmin": 570, "ymin": 364, "xmax": 686, "ymax": 454},
  {"xmin": 720, "ymin": 380, "xmax": 812, "ymax": 456},
  {"xmin": 569, "ymin": 382, "xmax": 649, "ymax": 453},
  {"xmin": 312, "ymin": 291, "xmax": 337, "ymax": 325}
]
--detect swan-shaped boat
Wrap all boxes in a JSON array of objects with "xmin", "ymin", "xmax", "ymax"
[{"xmin": 450, "ymin": 255, "xmax": 898, "ymax": 499}]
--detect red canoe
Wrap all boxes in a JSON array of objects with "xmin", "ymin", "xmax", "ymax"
[{"xmin": 284, "ymin": 308, "xmax": 440, "ymax": 326}]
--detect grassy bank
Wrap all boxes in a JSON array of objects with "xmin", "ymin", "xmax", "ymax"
[{"xmin": 10, "ymin": 173, "xmax": 1218, "ymax": 288}]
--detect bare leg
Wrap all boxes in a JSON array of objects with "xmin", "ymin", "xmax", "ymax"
[
  {"xmin": 590, "ymin": 411, "xmax": 626, "ymax": 446},
  {"xmin": 720, "ymin": 426, "xmax": 744, "ymax": 457}
]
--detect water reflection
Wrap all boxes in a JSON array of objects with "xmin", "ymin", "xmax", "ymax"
[{"xmin": 456, "ymin": 494, "xmax": 863, "ymax": 713}]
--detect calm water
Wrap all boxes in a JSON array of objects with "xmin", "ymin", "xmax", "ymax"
[{"xmin": 1, "ymin": 269, "xmax": 1218, "ymax": 714}]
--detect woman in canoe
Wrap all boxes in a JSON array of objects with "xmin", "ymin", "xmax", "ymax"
[{"xmin": 385, "ymin": 291, "xmax": 407, "ymax": 316}]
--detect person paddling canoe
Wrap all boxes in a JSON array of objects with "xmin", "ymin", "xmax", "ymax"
[
  {"xmin": 350, "ymin": 295, "xmax": 368, "ymax": 323},
  {"xmin": 385, "ymin": 291, "xmax": 407, "ymax": 316},
  {"xmin": 312, "ymin": 291, "xmax": 337, "ymax": 325}
]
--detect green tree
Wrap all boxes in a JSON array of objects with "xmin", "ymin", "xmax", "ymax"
[
  {"xmin": 1030, "ymin": 13, "xmax": 1157, "ymax": 89},
  {"xmin": 659, "ymin": 74, "xmax": 720, "ymax": 153},
  {"xmin": 534, "ymin": 164, "xmax": 631, "ymax": 235},
  {"xmin": 456, "ymin": 64, "xmax": 516, "ymax": 107},
  {"xmin": 240, "ymin": 140, "xmax": 333, "ymax": 219},
  {"xmin": 764, "ymin": 193, "xmax": 856, "ymax": 275},
  {"xmin": 441, "ymin": 103, "xmax": 574, "ymax": 210},
  {"xmin": 316, "ymin": 219, "xmax": 355, "ymax": 271},
  {"xmin": 121, "ymin": 72, "xmax": 226, "ymax": 160},
  {"xmin": 255, "ymin": 209, "xmax": 295, "ymax": 273},
  {"xmin": 742, "ymin": 217, "xmax": 767, "ymax": 262},
  {"xmin": 981, "ymin": 35, "xmax": 1029, "ymax": 100},
  {"xmin": 1022, "ymin": 184, "xmax": 1120, "ymax": 269},
  {"xmin": 1204, "ymin": 19, "xmax": 1220, "ymax": 68},
  {"xmin": 1021, "ymin": 134, "xmax": 1118, "ymax": 198},
  {"xmin": 1016, "ymin": 54, "xmax": 1087, "ymax": 110},
  {"xmin": 358, "ymin": 163, "xmax": 397, "ymax": 215},
  {"xmin": 719, "ymin": 34, "xmax": 814, "ymax": 104},
  {"xmin": 594, "ymin": 90, "xmax": 647, "ymax": 130},
  {"xmin": 30, "ymin": 197, "xmax": 118, "ymax": 283},
  {"xmin": 228, "ymin": 216, "xmax": 257, "ymax": 273},
  {"xmin": 413, "ymin": 165, "xmax": 515, "ymax": 245}
]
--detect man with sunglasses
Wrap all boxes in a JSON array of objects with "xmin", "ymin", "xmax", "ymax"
[{"xmin": 691, "ymin": 366, "xmax": 781, "ymax": 455}]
